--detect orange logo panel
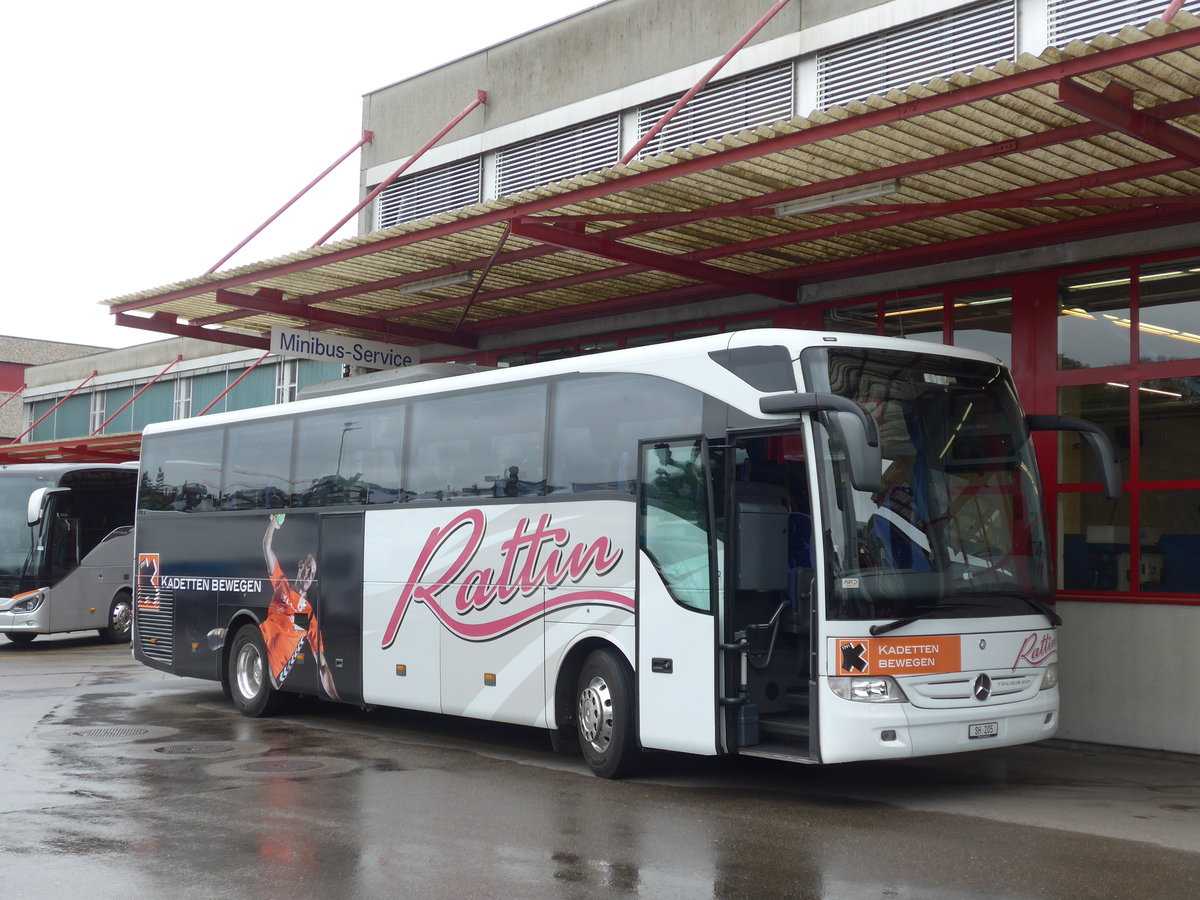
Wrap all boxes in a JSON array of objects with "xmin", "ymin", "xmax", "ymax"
[{"xmin": 834, "ymin": 635, "xmax": 962, "ymax": 676}]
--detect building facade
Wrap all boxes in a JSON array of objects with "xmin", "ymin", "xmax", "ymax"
[
  {"xmin": 21, "ymin": 338, "xmax": 342, "ymax": 444},
  {"xmin": 0, "ymin": 336, "xmax": 109, "ymax": 440},
  {"xmin": 354, "ymin": 0, "xmax": 1200, "ymax": 754}
]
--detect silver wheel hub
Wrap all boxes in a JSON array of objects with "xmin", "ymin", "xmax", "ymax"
[
  {"xmin": 235, "ymin": 642, "xmax": 264, "ymax": 701},
  {"xmin": 112, "ymin": 601, "xmax": 132, "ymax": 636},
  {"xmin": 578, "ymin": 675, "xmax": 614, "ymax": 752}
]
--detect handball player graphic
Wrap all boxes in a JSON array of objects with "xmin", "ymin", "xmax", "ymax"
[{"xmin": 259, "ymin": 513, "xmax": 339, "ymax": 699}]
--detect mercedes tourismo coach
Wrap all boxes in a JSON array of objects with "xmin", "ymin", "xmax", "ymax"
[
  {"xmin": 131, "ymin": 330, "xmax": 1118, "ymax": 777},
  {"xmin": 0, "ymin": 463, "xmax": 138, "ymax": 644}
]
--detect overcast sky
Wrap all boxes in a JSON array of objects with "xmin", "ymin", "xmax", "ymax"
[{"xmin": 1, "ymin": 0, "xmax": 603, "ymax": 350}]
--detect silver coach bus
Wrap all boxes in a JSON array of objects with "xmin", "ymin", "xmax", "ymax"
[{"xmin": 0, "ymin": 463, "xmax": 138, "ymax": 644}]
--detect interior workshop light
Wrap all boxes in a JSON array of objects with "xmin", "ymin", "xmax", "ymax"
[
  {"xmin": 773, "ymin": 179, "xmax": 900, "ymax": 216},
  {"xmin": 398, "ymin": 271, "xmax": 473, "ymax": 294}
]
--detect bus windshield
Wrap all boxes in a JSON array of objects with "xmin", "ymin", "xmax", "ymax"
[
  {"xmin": 0, "ymin": 475, "xmax": 47, "ymax": 588},
  {"xmin": 802, "ymin": 346, "xmax": 1051, "ymax": 622}
]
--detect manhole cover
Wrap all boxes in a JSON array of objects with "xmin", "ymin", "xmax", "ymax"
[
  {"xmin": 238, "ymin": 759, "xmax": 326, "ymax": 773},
  {"xmin": 39, "ymin": 724, "xmax": 178, "ymax": 744},
  {"xmin": 153, "ymin": 742, "xmax": 237, "ymax": 756},
  {"xmin": 206, "ymin": 755, "xmax": 359, "ymax": 779},
  {"xmin": 72, "ymin": 727, "xmax": 151, "ymax": 740}
]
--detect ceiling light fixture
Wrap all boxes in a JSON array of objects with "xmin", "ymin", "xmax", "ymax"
[
  {"xmin": 398, "ymin": 272, "xmax": 473, "ymax": 294},
  {"xmin": 773, "ymin": 179, "xmax": 900, "ymax": 217}
]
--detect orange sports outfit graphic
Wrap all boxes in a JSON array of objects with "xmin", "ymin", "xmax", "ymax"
[
  {"xmin": 260, "ymin": 515, "xmax": 339, "ymax": 699},
  {"xmin": 261, "ymin": 558, "xmax": 328, "ymax": 685}
]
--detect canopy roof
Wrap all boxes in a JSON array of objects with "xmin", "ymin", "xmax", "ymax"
[
  {"xmin": 103, "ymin": 15, "xmax": 1200, "ymax": 355},
  {"xmin": 0, "ymin": 433, "xmax": 141, "ymax": 466}
]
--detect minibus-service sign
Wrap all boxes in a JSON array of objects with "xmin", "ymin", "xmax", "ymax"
[{"xmin": 270, "ymin": 326, "xmax": 419, "ymax": 370}]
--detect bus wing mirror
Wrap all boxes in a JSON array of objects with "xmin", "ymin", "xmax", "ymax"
[
  {"xmin": 27, "ymin": 486, "xmax": 69, "ymax": 527},
  {"xmin": 1026, "ymin": 414, "xmax": 1122, "ymax": 500},
  {"xmin": 759, "ymin": 392, "xmax": 882, "ymax": 493}
]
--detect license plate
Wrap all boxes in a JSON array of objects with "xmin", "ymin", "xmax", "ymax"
[{"xmin": 969, "ymin": 721, "xmax": 999, "ymax": 739}]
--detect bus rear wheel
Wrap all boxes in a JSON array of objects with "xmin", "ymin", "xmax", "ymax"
[
  {"xmin": 4, "ymin": 632, "xmax": 36, "ymax": 645},
  {"xmin": 576, "ymin": 648, "xmax": 639, "ymax": 779},
  {"xmin": 228, "ymin": 625, "xmax": 287, "ymax": 717},
  {"xmin": 100, "ymin": 591, "xmax": 133, "ymax": 643}
]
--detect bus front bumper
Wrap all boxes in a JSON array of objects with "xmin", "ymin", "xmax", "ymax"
[
  {"xmin": 0, "ymin": 591, "xmax": 48, "ymax": 634},
  {"xmin": 819, "ymin": 682, "xmax": 1060, "ymax": 764}
]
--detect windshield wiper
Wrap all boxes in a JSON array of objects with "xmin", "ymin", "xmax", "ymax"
[
  {"xmin": 991, "ymin": 592, "xmax": 1062, "ymax": 627},
  {"xmin": 869, "ymin": 602, "xmax": 983, "ymax": 636}
]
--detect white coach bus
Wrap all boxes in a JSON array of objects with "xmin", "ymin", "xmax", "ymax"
[
  {"xmin": 131, "ymin": 330, "xmax": 1118, "ymax": 777},
  {"xmin": 0, "ymin": 463, "xmax": 138, "ymax": 644}
]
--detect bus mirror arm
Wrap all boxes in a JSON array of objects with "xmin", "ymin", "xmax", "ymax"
[
  {"xmin": 1025, "ymin": 415, "xmax": 1122, "ymax": 500},
  {"xmin": 759, "ymin": 392, "xmax": 882, "ymax": 493},
  {"xmin": 26, "ymin": 486, "xmax": 70, "ymax": 527}
]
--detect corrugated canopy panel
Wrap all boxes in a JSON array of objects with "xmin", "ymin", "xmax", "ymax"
[{"xmin": 104, "ymin": 14, "xmax": 1200, "ymax": 354}]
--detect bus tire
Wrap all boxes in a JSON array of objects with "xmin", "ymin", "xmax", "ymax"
[
  {"xmin": 100, "ymin": 590, "xmax": 133, "ymax": 643},
  {"xmin": 228, "ymin": 625, "xmax": 286, "ymax": 717},
  {"xmin": 4, "ymin": 632, "xmax": 36, "ymax": 645},
  {"xmin": 576, "ymin": 648, "xmax": 639, "ymax": 779}
]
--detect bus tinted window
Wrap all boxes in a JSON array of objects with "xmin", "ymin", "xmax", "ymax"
[
  {"xmin": 222, "ymin": 420, "xmax": 293, "ymax": 510},
  {"xmin": 549, "ymin": 375, "xmax": 704, "ymax": 493},
  {"xmin": 139, "ymin": 429, "xmax": 223, "ymax": 512},
  {"xmin": 293, "ymin": 404, "xmax": 407, "ymax": 506},
  {"xmin": 408, "ymin": 384, "xmax": 548, "ymax": 500}
]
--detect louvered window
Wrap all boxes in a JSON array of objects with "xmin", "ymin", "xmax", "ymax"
[
  {"xmin": 496, "ymin": 115, "xmax": 620, "ymax": 196},
  {"xmin": 816, "ymin": 0, "xmax": 1016, "ymax": 109},
  {"xmin": 1047, "ymin": 0, "xmax": 1167, "ymax": 46},
  {"xmin": 635, "ymin": 62, "xmax": 794, "ymax": 158},
  {"xmin": 375, "ymin": 156, "xmax": 482, "ymax": 228}
]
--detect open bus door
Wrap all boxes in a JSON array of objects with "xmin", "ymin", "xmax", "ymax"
[
  {"xmin": 635, "ymin": 437, "xmax": 722, "ymax": 757},
  {"xmin": 722, "ymin": 430, "xmax": 819, "ymax": 763}
]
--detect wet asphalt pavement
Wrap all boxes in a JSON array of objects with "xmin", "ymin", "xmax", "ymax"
[{"xmin": 2, "ymin": 632, "xmax": 1198, "ymax": 899}]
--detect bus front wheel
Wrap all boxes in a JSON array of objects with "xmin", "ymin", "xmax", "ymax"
[
  {"xmin": 576, "ymin": 648, "xmax": 639, "ymax": 779},
  {"xmin": 3, "ymin": 632, "xmax": 36, "ymax": 645},
  {"xmin": 228, "ymin": 625, "xmax": 286, "ymax": 717},
  {"xmin": 100, "ymin": 591, "xmax": 133, "ymax": 643}
]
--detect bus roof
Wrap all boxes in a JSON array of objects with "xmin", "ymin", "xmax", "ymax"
[
  {"xmin": 142, "ymin": 328, "xmax": 1004, "ymax": 438},
  {"xmin": 0, "ymin": 462, "xmax": 138, "ymax": 481}
]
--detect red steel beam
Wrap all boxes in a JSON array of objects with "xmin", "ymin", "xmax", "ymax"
[
  {"xmin": 213, "ymin": 289, "xmax": 478, "ymax": 349},
  {"xmin": 1058, "ymin": 79, "xmax": 1200, "ymax": 165},
  {"xmin": 479, "ymin": 203, "xmax": 1200, "ymax": 334},
  {"xmin": 90, "ymin": 355, "xmax": 183, "ymax": 435},
  {"xmin": 208, "ymin": 131, "xmax": 375, "ymax": 274},
  {"xmin": 779, "ymin": 203, "xmax": 1200, "ymax": 282},
  {"xmin": 619, "ymin": 0, "xmax": 792, "ymax": 164},
  {"xmin": 313, "ymin": 90, "xmax": 487, "ymax": 247},
  {"xmin": 114, "ymin": 312, "xmax": 271, "ymax": 350},
  {"xmin": 509, "ymin": 218, "xmax": 795, "ymax": 302},
  {"xmin": 250, "ymin": 95, "xmax": 1200, "ymax": 325},
  {"xmin": 11, "ymin": 371, "xmax": 98, "ymax": 444},
  {"xmin": 109, "ymin": 27, "xmax": 1200, "ymax": 317}
]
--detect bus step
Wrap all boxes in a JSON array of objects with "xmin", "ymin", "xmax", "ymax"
[{"xmin": 759, "ymin": 717, "xmax": 809, "ymax": 740}]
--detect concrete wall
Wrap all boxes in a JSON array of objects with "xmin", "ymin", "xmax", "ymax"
[
  {"xmin": 362, "ymin": 0, "xmax": 900, "ymax": 175},
  {"xmin": 1058, "ymin": 601, "xmax": 1200, "ymax": 754},
  {"xmin": 24, "ymin": 337, "xmax": 250, "ymax": 390}
]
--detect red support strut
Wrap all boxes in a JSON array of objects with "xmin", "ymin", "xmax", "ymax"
[
  {"xmin": 11, "ymin": 372, "xmax": 98, "ymax": 444},
  {"xmin": 198, "ymin": 351, "xmax": 272, "ymax": 416},
  {"xmin": 313, "ymin": 91, "xmax": 488, "ymax": 248},
  {"xmin": 90, "ymin": 356, "xmax": 183, "ymax": 435},
  {"xmin": 619, "ymin": 0, "xmax": 792, "ymax": 164},
  {"xmin": 208, "ymin": 131, "xmax": 375, "ymax": 274}
]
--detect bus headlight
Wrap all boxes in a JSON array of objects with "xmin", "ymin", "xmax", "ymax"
[
  {"xmin": 1039, "ymin": 662, "xmax": 1058, "ymax": 691},
  {"xmin": 829, "ymin": 676, "xmax": 908, "ymax": 703},
  {"xmin": 10, "ymin": 591, "xmax": 46, "ymax": 613}
]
